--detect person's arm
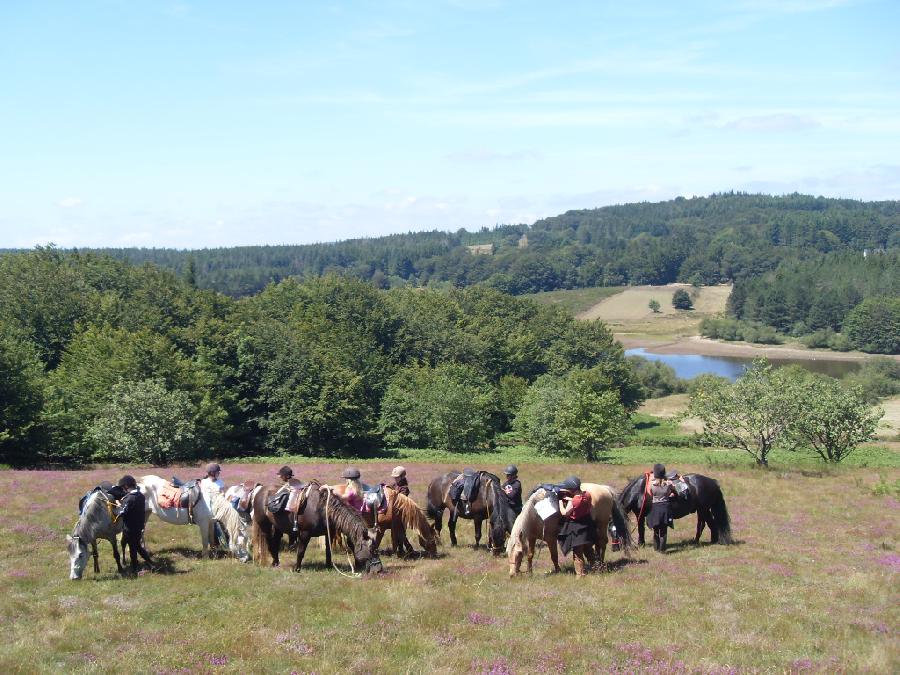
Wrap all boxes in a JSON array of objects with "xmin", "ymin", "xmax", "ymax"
[{"xmin": 559, "ymin": 496, "xmax": 574, "ymax": 516}]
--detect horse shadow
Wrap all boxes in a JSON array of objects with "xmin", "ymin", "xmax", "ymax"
[
  {"xmin": 656, "ymin": 539, "xmax": 745, "ymax": 555},
  {"xmin": 601, "ymin": 557, "xmax": 649, "ymax": 572}
]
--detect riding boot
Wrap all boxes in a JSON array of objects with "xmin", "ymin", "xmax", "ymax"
[
  {"xmin": 573, "ymin": 552, "xmax": 586, "ymax": 578},
  {"xmin": 653, "ymin": 531, "xmax": 660, "ymax": 551},
  {"xmin": 659, "ymin": 532, "xmax": 667, "ymax": 553}
]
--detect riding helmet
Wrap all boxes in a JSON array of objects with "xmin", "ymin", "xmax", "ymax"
[
  {"xmin": 653, "ymin": 463, "xmax": 666, "ymax": 480},
  {"xmin": 342, "ymin": 466, "xmax": 361, "ymax": 480},
  {"xmin": 504, "ymin": 465, "xmax": 518, "ymax": 477},
  {"xmin": 391, "ymin": 466, "xmax": 406, "ymax": 478},
  {"xmin": 561, "ymin": 476, "xmax": 581, "ymax": 492},
  {"xmin": 205, "ymin": 462, "xmax": 221, "ymax": 475},
  {"xmin": 118, "ymin": 475, "xmax": 137, "ymax": 489},
  {"xmin": 277, "ymin": 465, "xmax": 293, "ymax": 480}
]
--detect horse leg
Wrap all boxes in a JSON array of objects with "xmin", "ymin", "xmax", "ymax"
[
  {"xmin": 637, "ymin": 512, "xmax": 647, "ymax": 547},
  {"xmin": 268, "ymin": 531, "xmax": 281, "ymax": 567},
  {"xmin": 448, "ymin": 511, "xmax": 458, "ymax": 547},
  {"xmin": 595, "ymin": 522, "xmax": 608, "ymax": 568},
  {"xmin": 110, "ymin": 536, "xmax": 124, "ymax": 574},
  {"xmin": 294, "ymin": 531, "xmax": 312, "ymax": 572},
  {"xmin": 526, "ymin": 537, "xmax": 536, "ymax": 575},
  {"xmin": 92, "ymin": 542, "xmax": 100, "ymax": 574},
  {"xmin": 473, "ymin": 517, "xmax": 483, "ymax": 549},
  {"xmin": 695, "ymin": 510, "xmax": 707, "ymax": 544},
  {"xmin": 548, "ymin": 538, "xmax": 561, "ymax": 574},
  {"xmin": 374, "ymin": 523, "xmax": 388, "ymax": 555}
]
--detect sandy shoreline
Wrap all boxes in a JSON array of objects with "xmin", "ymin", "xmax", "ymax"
[{"xmin": 616, "ymin": 334, "xmax": 899, "ymax": 362}]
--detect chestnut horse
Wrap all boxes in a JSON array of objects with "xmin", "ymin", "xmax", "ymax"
[
  {"xmin": 506, "ymin": 483, "xmax": 633, "ymax": 576},
  {"xmin": 426, "ymin": 471, "xmax": 516, "ymax": 554},
  {"xmin": 331, "ymin": 484, "xmax": 438, "ymax": 557},
  {"xmin": 251, "ymin": 481, "xmax": 383, "ymax": 574}
]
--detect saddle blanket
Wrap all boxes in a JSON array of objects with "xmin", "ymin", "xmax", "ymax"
[{"xmin": 158, "ymin": 482, "xmax": 182, "ymax": 510}]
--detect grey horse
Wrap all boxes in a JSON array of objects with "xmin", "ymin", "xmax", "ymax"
[{"xmin": 66, "ymin": 490, "xmax": 125, "ymax": 580}]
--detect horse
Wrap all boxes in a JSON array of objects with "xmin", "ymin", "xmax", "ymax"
[
  {"xmin": 251, "ymin": 481, "xmax": 383, "ymax": 574},
  {"xmin": 138, "ymin": 474, "xmax": 214, "ymax": 555},
  {"xmin": 618, "ymin": 473, "xmax": 733, "ymax": 546},
  {"xmin": 66, "ymin": 489, "xmax": 125, "ymax": 580},
  {"xmin": 506, "ymin": 483, "xmax": 633, "ymax": 577},
  {"xmin": 208, "ymin": 492, "xmax": 252, "ymax": 562},
  {"xmin": 426, "ymin": 471, "xmax": 516, "ymax": 555},
  {"xmin": 331, "ymin": 483, "xmax": 438, "ymax": 557}
]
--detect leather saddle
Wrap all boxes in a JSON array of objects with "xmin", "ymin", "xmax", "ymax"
[
  {"xmin": 450, "ymin": 470, "xmax": 481, "ymax": 510},
  {"xmin": 78, "ymin": 483, "xmax": 126, "ymax": 514},
  {"xmin": 666, "ymin": 472, "xmax": 691, "ymax": 501},
  {"xmin": 267, "ymin": 480, "xmax": 309, "ymax": 515},
  {"xmin": 361, "ymin": 484, "xmax": 387, "ymax": 514},
  {"xmin": 170, "ymin": 477, "xmax": 202, "ymax": 509}
]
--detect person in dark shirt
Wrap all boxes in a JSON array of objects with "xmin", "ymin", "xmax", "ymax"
[
  {"xmin": 390, "ymin": 466, "xmax": 410, "ymax": 496},
  {"xmin": 501, "ymin": 465, "xmax": 522, "ymax": 516},
  {"xmin": 117, "ymin": 475, "xmax": 152, "ymax": 575},
  {"xmin": 556, "ymin": 476, "xmax": 594, "ymax": 577}
]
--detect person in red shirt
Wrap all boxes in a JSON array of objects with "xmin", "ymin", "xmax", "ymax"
[{"xmin": 556, "ymin": 476, "xmax": 595, "ymax": 577}]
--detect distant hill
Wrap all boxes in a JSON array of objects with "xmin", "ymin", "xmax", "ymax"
[{"xmin": 13, "ymin": 193, "xmax": 900, "ymax": 298}]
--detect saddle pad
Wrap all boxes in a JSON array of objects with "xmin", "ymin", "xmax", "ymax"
[
  {"xmin": 287, "ymin": 482, "xmax": 308, "ymax": 514},
  {"xmin": 535, "ymin": 497, "xmax": 557, "ymax": 521},
  {"xmin": 158, "ymin": 482, "xmax": 182, "ymax": 510}
]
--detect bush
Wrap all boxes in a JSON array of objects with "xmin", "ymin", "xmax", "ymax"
[
  {"xmin": 648, "ymin": 298, "xmax": 661, "ymax": 313},
  {"xmin": 672, "ymin": 289, "xmax": 693, "ymax": 310},
  {"xmin": 0, "ymin": 324, "xmax": 46, "ymax": 466},
  {"xmin": 627, "ymin": 356, "xmax": 687, "ymax": 398},
  {"xmin": 842, "ymin": 357, "xmax": 900, "ymax": 403},
  {"xmin": 826, "ymin": 332, "xmax": 851, "ymax": 352}
]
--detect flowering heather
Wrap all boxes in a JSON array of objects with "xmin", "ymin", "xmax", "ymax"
[
  {"xmin": 471, "ymin": 657, "xmax": 514, "ymax": 674},
  {"xmin": 434, "ymin": 631, "xmax": 458, "ymax": 646},
  {"xmin": 205, "ymin": 654, "xmax": 228, "ymax": 666},
  {"xmin": 467, "ymin": 611, "xmax": 497, "ymax": 625},
  {"xmin": 275, "ymin": 626, "xmax": 314, "ymax": 656},
  {"xmin": 875, "ymin": 553, "xmax": 900, "ymax": 572}
]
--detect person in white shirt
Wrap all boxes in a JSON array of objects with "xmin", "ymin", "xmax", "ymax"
[{"xmin": 200, "ymin": 463, "xmax": 225, "ymax": 547}]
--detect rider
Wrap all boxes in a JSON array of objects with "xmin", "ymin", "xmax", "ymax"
[
  {"xmin": 648, "ymin": 463, "xmax": 676, "ymax": 552},
  {"xmin": 277, "ymin": 465, "xmax": 294, "ymax": 485},
  {"xmin": 390, "ymin": 466, "xmax": 410, "ymax": 496},
  {"xmin": 342, "ymin": 467, "xmax": 368, "ymax": 511},
  {"xmin": 117, "ymin": 475, "xmax": 152, "ymax": 575},
  {"xmin": 200, "ymin": 463, "xmax": 225, "ymax": 547},
  {"xmin": 557, "ymin": 476, "xmax": 594, "ymax": 578},
  {"xmin": 501, "ymin": 465, "xmax": 522, "ymax": 516}
]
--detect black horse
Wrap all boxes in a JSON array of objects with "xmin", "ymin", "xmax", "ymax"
[
  {"xmin": 619, "ymin": 473, "xmax": 733, "ymax": 546},
  {"xmin": 426, "ymin": 470, "xmax": 516, "ymax": 555}
]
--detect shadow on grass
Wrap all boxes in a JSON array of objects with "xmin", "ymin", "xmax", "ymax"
[
  {"xmin": 656, "ymin": 539, "xmax": 746, "ymax": 555},
  {"xmin": 602, "ymin": 557, "xmax": 649, "ymax": 572}
]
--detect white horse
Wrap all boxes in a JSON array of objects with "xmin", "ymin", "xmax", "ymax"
[
  {"xmin": 138, "ymin": 475, "xmax": 249, "ymax": 560},
  {"xmin": 66, "ymin": 490, "xmax": 125, "ymax": 580}
]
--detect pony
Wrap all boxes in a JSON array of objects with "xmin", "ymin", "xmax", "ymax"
[
  {"xmin": 208, "ymin": 492, "xmax": 252, "ymax": 562},
  {"xmin": 618, "ymin": 473, "xmax": 733, "ymax": 546},
  {"xmin": 426, "ymin": 471, "xmax": 516, "ymax": 555},
  {"xmin": 137, "ymin": 475, "xmax": 248, "ymax": 559},
  {"xmin": 66, "ymin": 490, "xmax": 125, "ymax": 580},
  {"xmin": 506, "ymin": 483, "xmax": 633, "ymax": 577},
  {"xmin": 331, "ymin": 484, "xmax": 438, "ymax": 557},
  {"xmin": 251, "ymin": 481, "xmax": 383, "ymax": 574}
]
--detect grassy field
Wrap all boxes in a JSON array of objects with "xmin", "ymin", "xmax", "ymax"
[
  {"xmin": 2, "ymin": 440, "xmax": 898, "ymax": 673},
  {"xmin": 523, "ymin": 287, "xmax": 624, "ymax": 316}
]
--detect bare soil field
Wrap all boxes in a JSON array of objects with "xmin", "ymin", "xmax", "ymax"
[
  {"xmin": 577, "ymin": 284, "xmax": 731, "ymax": 323},
  {"xmin": 2, "ymin": 460, "xmax": 897, "ymax": 673}
]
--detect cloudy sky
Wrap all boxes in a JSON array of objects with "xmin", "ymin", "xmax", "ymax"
[{"xmin": 1, "ymin": 0, "xmax": 898, "ymax": 249}]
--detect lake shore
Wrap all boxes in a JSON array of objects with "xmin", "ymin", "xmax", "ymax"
[{"xmin": 616, "ymin": 334, "xmax": 899, "ymax": 362}]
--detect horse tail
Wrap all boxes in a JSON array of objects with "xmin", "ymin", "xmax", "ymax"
[
  {"xmin": 252, "ymin": 517, "xmax": 268, "ymax": 565},
  {"xmin": 393, "ymin": 492, "xmax": 436, "ymax": 548},
  {"xmin": 710, "ymin": 484, "xmax": 733, "ymax": 545},
  {"xmin": 610, "ymin": 497, "xmax": 634, "ymax": 554}
]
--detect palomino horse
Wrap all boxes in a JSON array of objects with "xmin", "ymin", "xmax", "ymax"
[
  {"xmin": 619, "ymin": 473, "xmax": 733, "ymax": 547},
  {"xmin": 138, "ymin": 475, "xmax": 249, "ymax": 560},
  {"xmin": 251, "ymin": 481, "xmax": 383, "ymax": 574},
  {"xmin": 426, "ymin": 471, "xmax": 516, "ymax": 555},
  {"xmin": 66, "ymin": 489, "xmax": 125, "ymax": 580},
  {"xmin": 331, "ymin": 484, "xmax": 438, "ymax": 557},
  {"xmin": 506, "ymin": 483, "xmax": 633, "ymax": 577}
]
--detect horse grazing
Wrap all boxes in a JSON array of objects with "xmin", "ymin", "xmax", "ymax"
[
  {"xmin": 208, "ymin": 492, "xmax": 252, "ymax": 562},
  {"xmin": 139, "ymin": 474, "xmax": 213, "ymax": 555},
  {"xmin": 67, "ymin": 490, "xmax": 124, "ymax": 580},
  {"xmin": 426, "ymin": 471, "xmax": 516, "ymax": 555},
  {"xmin": 506, "ymin": 483, "xmax": 633, "ymax": 577},
  {"xmin": 331, "ymin": 484, "xmax": 438, "ymax": 558},
  {"xmin": 619, "ymin": 473, "xmax": 733, "ymax": 546},
  {"xmin": 252, "ymin": 481, "xmax": 383, "ymax": 574}
]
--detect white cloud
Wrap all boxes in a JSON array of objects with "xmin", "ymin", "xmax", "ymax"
[{"xmin": 57, "ymin": 197, "xmax": 83, "ymax": 208}]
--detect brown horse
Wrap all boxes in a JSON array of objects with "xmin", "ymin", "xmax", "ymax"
[
  {"xmin": 251, "ymin": 481, "xmax": 383, "ymax": 574},
  {"xmin": 330, "ymin": 484, "xmax": 438, "ymax": 557},
  {"xmin": 506, "ymin": 483, "xmax": 633, "ymax": 576},
  {"xmin": 426, "ymin": 471, "xmax": 516, "ymax": 554}
]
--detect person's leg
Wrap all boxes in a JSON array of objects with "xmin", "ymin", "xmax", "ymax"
[
  {"xmin": 659, "ymin": 527, "xmax": 668, "ymax": 552},
  {"xmin": 653, "ymin": 528, "xmax": 660, "ymax": 551},
  {"xmin": 126, "ymin": 531, "xmax": 140, "ymax": 573},
  {"xmin": 573, "ymin": 546, "xmax": 587, "ymax": 577}
]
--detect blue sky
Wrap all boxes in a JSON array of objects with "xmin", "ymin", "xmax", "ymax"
[{"xmin": 1, "ymin": 0, "xmax": 898, "ymax": 249}]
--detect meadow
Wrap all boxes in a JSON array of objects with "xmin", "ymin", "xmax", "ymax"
[{"xmin": 1, "ymin": 443, "xmax": 898, "ymax": 674}]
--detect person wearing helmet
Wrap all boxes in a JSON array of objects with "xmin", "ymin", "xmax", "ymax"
[
  {"xmin": 117, "ymin": 475, "xmax": 152, "ymax": 575},
  {"xmin": 200, "ymin": 462, "xmax": 225, "ymax": 548},
  {"xmin": 342, "ymin": 466, "xmax": 368, "ymax": 511},
  {"xmin": 390, "ymin": 466, "xmax": 410, "ymax": 496},
  {"xmin": 647, "ymin": 464, "xmax": 676, "ymax": 552},
  {"xmin": 277, "ymin": 465, "xmax": 294, "ymax": 484},
  {"xmin": 502, "ymin": 465, "xmax": 522, "ymax": 515},
  {"xmin": 556, "ymin": 475, "xmax": 594, "ymax": 577}
]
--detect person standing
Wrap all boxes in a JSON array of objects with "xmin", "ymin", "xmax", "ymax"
[
  {"xmin": 501, "ymin": 465, "xmax": 522, "ymax": 516},
  {"xmin": 390, "ymin": 466, "xmax": 410, "ymax": 496},
  {"xmin": 647, "ymin": 463, "xmax": 675, "ymax": 552},
  {"xmin": 200, "ymin": 463, "xmax": 225, "ymax": 547},
  {"xmin": 117, "ymin": 475, "xmax": 152, "ymax": 575},
  {"xmin": 557, "ymin": 476, "xmax": 594, "ymax": 577}
]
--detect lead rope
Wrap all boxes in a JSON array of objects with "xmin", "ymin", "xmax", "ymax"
[{"xmin": 323, "ymin": 486, "xmax": 362, "ymax": 579}]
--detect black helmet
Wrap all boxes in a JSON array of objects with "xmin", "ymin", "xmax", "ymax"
[
  {"xmin": 277, "ymin": 465, "xmax": 293, "ymax": 480},
  {"xmin": 653, "ymin": 464, "xmax": 666, "ymax": 480},
  {"xmin": 118, "ymin": 475, "xmax": 137, "ymax": 489},
  {"xmin": 504, "ymin": 465, "xmax": 518, "ymax": 476},
  {"xmin": 560, "ymin": 476, "xmax": 581, "ymax": 493},
  {"xmin": 205, "ymin": 462, "xmax": 221, "ymax": 476},
  {"xmin": 462, "ymin": 467, "xmax": 476, "ymax": 477},
  {"xmin": 342, "ymin": 466, "xmax": 361, "ymax": 480}
]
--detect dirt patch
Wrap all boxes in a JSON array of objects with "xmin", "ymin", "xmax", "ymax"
[{"xmin": 578, "ymin": 284, "xmax": 731, "ymax": 322}]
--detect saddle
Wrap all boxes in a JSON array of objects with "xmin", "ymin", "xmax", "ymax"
[
  {"xmin": 267, "ymin": 480, "xmax": 309, "ymax": 515},
  {"xmin": 667, "ymin": 472, "xmax": 690, "ymax": 501},
  {"xmin": 449, "ymin": 470, "xmax": 482, "ymax": 515},
  {"xmin": 346, "ymin": 483, "xmax": 387, "ymax": 514},
  {"xmin": 159, "ymin": 477, "xmax": 202, "ymax": 521},
  {"xmin": 78, "ymin": 483, "xmax": 126, "ymax": 514},
  {"xmin": 237, "ymin": 481, "xmax": 260, "ymax": 513}
]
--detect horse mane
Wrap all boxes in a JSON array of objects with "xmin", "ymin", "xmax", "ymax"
[
  {"xmin": 482, "ymin": 472, "xmax": 514, "ymax": 532},
  {"xmin": 619, "ymin": 475, "xmax": 646, "ymax": 509},
  {"xmin": 506, "ymin": 488, "xmax": 545, "ymax": 557},
  {"xmin": 390, "ymin": 489, "xmax": 436, "ymax": 546},
  {"xmin": 314, "ymin": 483, "xmax": 368, "ymax": 540},
  {"xmin": 209, "ymin": 492, "xmax": 244, "ymax": 542}
]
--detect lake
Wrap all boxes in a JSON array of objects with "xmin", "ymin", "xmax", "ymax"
[{"xmin": 624, "ymin": 347, "xmax": 861, "ymax": 381}]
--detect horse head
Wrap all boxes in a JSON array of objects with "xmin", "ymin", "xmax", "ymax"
[
  {"xmin": 66, "ymin": 534, "xmax": 89, "ymax": 580},
  {"xmin": 351, "ymin": 526, "xmax": 383, "ymax": 574},
  {"xmin": 485, "ymin": 481, "xmax": 509, "ymax": 556}
]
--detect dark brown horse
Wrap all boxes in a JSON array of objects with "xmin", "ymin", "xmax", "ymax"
[
  {"xmin": 426, "ymin": 471, "xmax": 515, "ymax": 555},
  {"xmin": 251, "ymin": 481, "xmax": 383, "ymax": 573}
]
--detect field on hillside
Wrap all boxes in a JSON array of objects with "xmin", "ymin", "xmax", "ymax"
[
  {"xmin": 2, "ymin": 458, "xmax": 898, "ymax": 673},
  {"xmin": 523, "ymin": 286, "xmax": 624, "ymax": 316},
  {"xmin": 577, "ymin": 284, "xmax": 731, "ymax": 341}
]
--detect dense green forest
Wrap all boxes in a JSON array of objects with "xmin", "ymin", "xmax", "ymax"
[
  {"xmin": 61, "ymin": 193, "xmax": 899, "ymax": 298},
  {"xmin": 0, "ymin": 248, "xmax": 643, "ymax": 466}
]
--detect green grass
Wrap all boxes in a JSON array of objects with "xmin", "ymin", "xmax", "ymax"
[{"xmin": 521, "ymin": 286, "xmax": 624, "ymax": 315}]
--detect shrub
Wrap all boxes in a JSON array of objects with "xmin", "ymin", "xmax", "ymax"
[
  {"xmin": 627, "ymin": 356, "xmax": 687, "ymax": 398},
  {"xmin": 648, "ymin": 298, "xmax": 661, "ymax": 313},
  {"xmin": 672, "ymin": 289, "xmax": 693, "ymax": 310},
  {"xmin": 843, "ymin": 297, "xmax": 900, "ymax": 354},
  {"xmin": 842, "ymin": 357, "xmax": 900, "ymax": 403}
]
